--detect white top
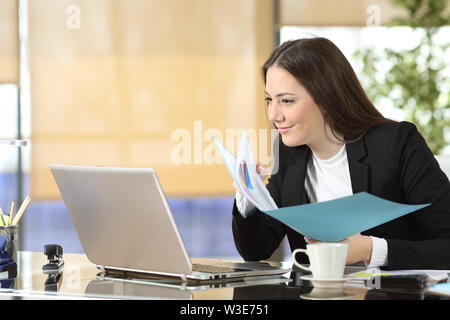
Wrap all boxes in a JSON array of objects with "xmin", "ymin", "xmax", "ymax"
[
  {"xmin": 304, "ymin": 144, "xmax": 352, "ymax": 203},
  {"xmin": 235, "ymin": 145, "xmax": 388, "ymax": 267}
]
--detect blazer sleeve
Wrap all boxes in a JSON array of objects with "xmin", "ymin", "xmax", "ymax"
[
  {"xmin": 386, "ymin": 121, "xmax": 450, "ymax": 269},
  {"xmin": 231, "ymin": 173, "xmax": 287, "ymax": 261}
]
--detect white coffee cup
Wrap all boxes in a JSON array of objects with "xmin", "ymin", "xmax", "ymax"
[{"xmin": 292, "ymin": 243, "xmax": 348, "ymax": 280}]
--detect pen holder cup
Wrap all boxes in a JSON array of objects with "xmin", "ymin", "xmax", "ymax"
[{"xmin": 0, "ymin": 225, "xmax": 18, "ymax": 262}]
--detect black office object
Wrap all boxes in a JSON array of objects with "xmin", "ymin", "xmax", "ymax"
[
  {"xmin": 42, "ymin": 244, "xmax": 65, "ymax": 273},
  {"xmin": 368, "ymin": 273, "xmax": 429, "ymax": 290},
  {"xmin": 45, "ymin": 272, "xmax": 63, "ymax": 292},
  {"xmin": 0, "ymin": 235, "xmax": 17, "ymax": 278},
  {"xmin": 365, "ymin": 289, "xmax": 425, "ymax": 300}
]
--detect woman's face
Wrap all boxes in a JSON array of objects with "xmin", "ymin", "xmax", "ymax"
[{"xmin": 265, "ymin": 66, "xmax": 326, "ymax": 147}]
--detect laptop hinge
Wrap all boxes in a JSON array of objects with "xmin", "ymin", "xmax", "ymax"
[{"xmin": 98, "ymin": 265, "xmax": 190, "ymax": 281}]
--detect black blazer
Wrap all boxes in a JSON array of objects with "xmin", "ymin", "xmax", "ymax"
[{"xmin": 232, "ymin": 121, "xmax": 450, "ymax": 270}]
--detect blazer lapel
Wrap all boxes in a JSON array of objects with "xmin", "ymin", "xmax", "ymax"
[
  {"xmin": 346, "ymin": 137, "xmax": 369, "ymax": 194},
  {"xmin": 282, "ymin": 146, "xmax": 311, "ymax": 207}
]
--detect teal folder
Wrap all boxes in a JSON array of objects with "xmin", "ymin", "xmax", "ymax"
[
  {"xmin": 213, "ymin": 131, "xmax": 430, "ymax": 243},
  {"xmin": 263, "ymin": 192, "xmax": 430, "ymax": 242}
]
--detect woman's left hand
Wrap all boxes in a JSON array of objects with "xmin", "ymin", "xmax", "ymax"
[{"xmin": 305, "ymin": 234, "xmax": 373, "ymax": 265}]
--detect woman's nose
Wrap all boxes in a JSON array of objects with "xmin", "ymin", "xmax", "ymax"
[{"xmin": 267, "ymin": 104, "xmax": 284, "ymax": 123}]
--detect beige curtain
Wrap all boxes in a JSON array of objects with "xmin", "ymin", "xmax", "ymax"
[
  {"xmin": 280, "ymin": 0, "xmax": 407, "ymax": 26},
  {"xmin": 0, "ymin": 0, "xmax": 18, "ymax": 84},
  {"xmin": 29, "ymin": 0, "xmax": 274, "ymax": 199}
]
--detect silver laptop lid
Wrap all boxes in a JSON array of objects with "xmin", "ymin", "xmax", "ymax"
[{"xmin": 50, "ymin": 165, "xmax": 193, "ymax": 276}]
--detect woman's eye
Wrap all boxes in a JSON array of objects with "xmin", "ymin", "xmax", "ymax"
[
  {"xmin": 282, "ymin": 99, "xmax": 294, "ymax": 104},
  {"xmin": 264, "ymin": 97, "xmax": 272, "ymax": 105}
]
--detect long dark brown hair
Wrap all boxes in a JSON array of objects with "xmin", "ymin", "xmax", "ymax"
[{"xmin": 262, "ymin": 37, "xmax": 394, "ymax": 143}]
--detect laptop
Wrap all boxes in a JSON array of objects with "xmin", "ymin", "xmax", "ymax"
[{"xmin": 50, "ymin": 165, "xmax": 290, "ymax": 282}]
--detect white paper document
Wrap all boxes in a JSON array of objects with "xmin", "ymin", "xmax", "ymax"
[
  {"xmin": 213, "ymin": 130, "xmax": 278, "ymax": 211},
  {"xmin": 349, "ymin": 267, "xmax": 449, "ymax": 284}
]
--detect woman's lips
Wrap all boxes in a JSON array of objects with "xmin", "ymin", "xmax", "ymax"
[{"xmin": 277, "ymin": 125, "xmax": 294, "ymax": 133}]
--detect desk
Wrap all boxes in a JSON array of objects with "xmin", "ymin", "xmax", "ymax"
[{"xmin": 0, "ymin": 251, "xmax": 448, "ymax": 301}]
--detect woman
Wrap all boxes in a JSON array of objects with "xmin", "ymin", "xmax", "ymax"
[{"xmin": 232, "ymin": 37, "xmax": 450, "ymax": 270}]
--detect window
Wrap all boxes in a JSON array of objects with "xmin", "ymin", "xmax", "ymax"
[
  {"xmin": 280, "ymin": 26, "xmax": 450, "ymax": 154},
  {"xmin": 0, "ymin": 84, "xmax": 20, "ymax": 210}
]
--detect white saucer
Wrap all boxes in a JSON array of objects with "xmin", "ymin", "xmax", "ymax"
[
  {"xmin": 300, "ymin": 275, "xmax": 354, "ymax": 288},
  {"xmin": 300, "ymin": 287, "xmax": 355, "ymax": 300}
]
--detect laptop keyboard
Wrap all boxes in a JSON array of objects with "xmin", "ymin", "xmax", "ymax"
[{"xmin": 192, "ymin": 263, "xmax": 240, "ymax": 274}]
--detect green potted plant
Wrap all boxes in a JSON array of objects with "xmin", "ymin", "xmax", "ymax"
[{"xmin": 355, "ymin": 0, "xmax": 450, "ymax": 154}]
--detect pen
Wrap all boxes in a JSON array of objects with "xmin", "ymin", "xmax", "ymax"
[
  {"xmin": 0, "ymin": 207, "xmax": 6, "ymax": 226},
  {"xmin": 11, "ymin": 195, "xmax": 31, "ymax": 226},
  {"xmin": 9, "ymin": 201, "xmax": 15, "ymax": 226},
  {"xmin": 353, "ymin": 272, "xmax": 393, "ymax": 277}
]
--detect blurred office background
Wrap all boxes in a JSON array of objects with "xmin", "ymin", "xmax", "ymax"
[{"xmin": 0, "ymin": 0, "xmax": 449, "ymax": 260}]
